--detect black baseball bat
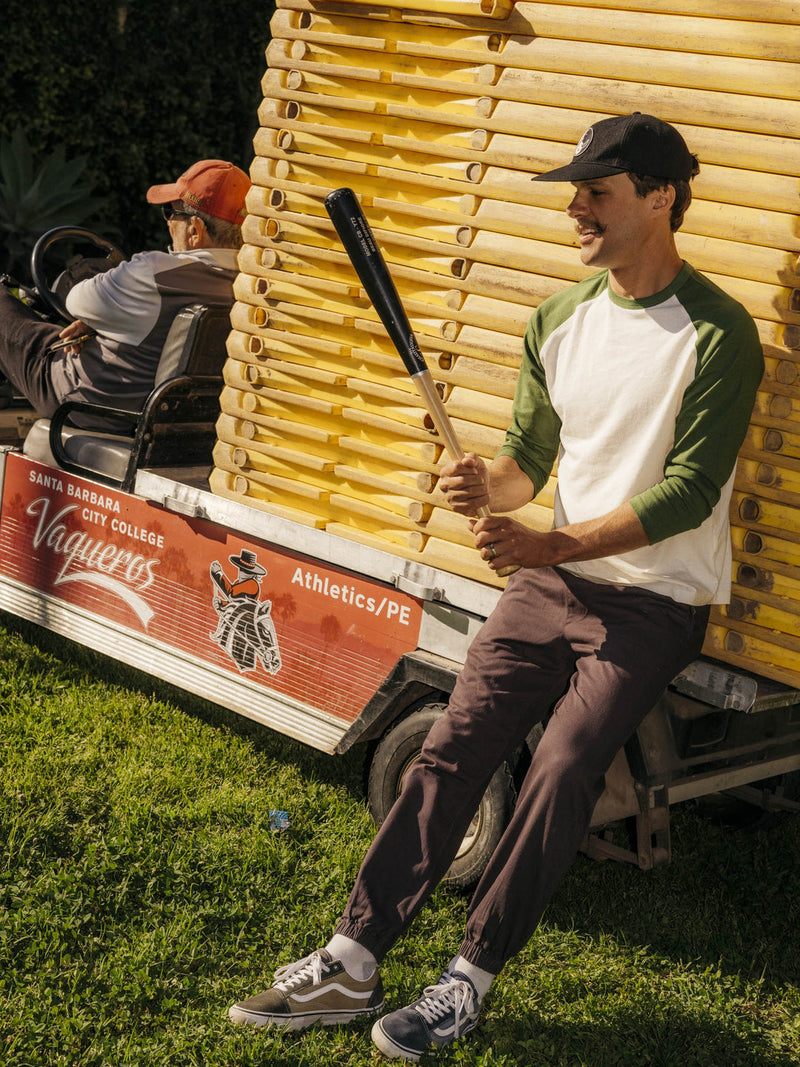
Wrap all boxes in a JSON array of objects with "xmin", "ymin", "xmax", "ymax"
[
  {"xmin": 325, "ymin": 187, "xmax": 519, "ymax": 574},
  {"xmin": 324, "ymin": 186, "xmax": 473, "ymax": 470}
]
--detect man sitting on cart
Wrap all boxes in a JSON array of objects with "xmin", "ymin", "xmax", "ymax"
[
  {"xmin": 227, "ymin": 113, "xmax": 764, "ymax": 1063},
  {"xmin": 0, "ymin": 158, "xmax": 250, "ymax": 429}
]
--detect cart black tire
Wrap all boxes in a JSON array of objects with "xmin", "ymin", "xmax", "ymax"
[{"xmin": 367, "ymin": 702, "xmax": 514, "ymax": 889}]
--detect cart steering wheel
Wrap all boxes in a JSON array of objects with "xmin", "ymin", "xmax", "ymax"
[{"xmin": 30, "ymin": 226, "xmax": 126, "ymax": 321}]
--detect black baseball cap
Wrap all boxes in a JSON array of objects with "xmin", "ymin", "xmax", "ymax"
[{"xmin": 533, "ymin": 113, "xmax": 697, "ymax": 183}]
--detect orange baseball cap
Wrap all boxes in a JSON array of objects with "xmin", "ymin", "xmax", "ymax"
[{"xmin": 146, "ymin": 159, "xmax": 251, "ymax": 223}]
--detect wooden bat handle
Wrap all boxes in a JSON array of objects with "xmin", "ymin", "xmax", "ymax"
[
  {"xmin": 414, "ymin": 368, "xmax": 516, "ymax": 576},
  {"xmin": 325, "ymin": 187, "xmax": 515, "ymax": 575},
  {"xmin": 412, "ymin": 368, "xmax": 490, "ymax": 521}
]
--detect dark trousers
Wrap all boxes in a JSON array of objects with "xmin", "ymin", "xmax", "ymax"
[
  {"xmin": 0, "ymin": 288, "xmax": 61, "ymax": 414},
  {"xmin": 336, "ymin": 566, "xmax": 709, "ymax": 974}
]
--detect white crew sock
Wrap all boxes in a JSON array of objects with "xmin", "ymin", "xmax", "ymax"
[
  {"xmin": 451, "ymin": 956, "xmax": 495, "ymax": 1001},
  {"xmin": 325, "ymin": 934, "xmax": 378, "ymax": 981}
]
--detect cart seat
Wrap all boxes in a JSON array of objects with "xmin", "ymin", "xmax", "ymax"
[{"xmin": 23, "ymin": 304, "xmax": 231, "ymax": 491}]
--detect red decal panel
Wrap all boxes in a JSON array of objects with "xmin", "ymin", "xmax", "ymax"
[{"xmin": 0, "ymin": 455, "xmax": 424, "ymax": 723}]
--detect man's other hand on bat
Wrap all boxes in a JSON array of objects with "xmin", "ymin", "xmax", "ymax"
[
  {"xmin": 439, "ymin": 452, "xmax": 650, "ymax": 573},
  {"xmin": 439, "ymin": 453, "xmax": 537, "ymax": 571}
]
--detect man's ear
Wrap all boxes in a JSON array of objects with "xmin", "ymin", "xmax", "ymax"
[
  {"xmin": 653, "ymin": 185, "xmax": 676, "ymax": 215},
  {"xmin": 187, "ymin": 215, "xmax": 209, "ymax": 248}
]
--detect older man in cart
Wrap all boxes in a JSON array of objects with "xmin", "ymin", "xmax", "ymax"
[{"xmin": 0, "ymin": 159, "xmax": 249, "ymax": 430}]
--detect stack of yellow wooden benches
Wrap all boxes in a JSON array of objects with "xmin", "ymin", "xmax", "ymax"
[{"xmin": 211, "ymin": 0, "xmax": 800, "ymax": 687}]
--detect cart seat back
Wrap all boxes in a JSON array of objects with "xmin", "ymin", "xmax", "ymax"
[{"xmin": 23, "ymin": 303, "xmax": 230, "ymax": 491}]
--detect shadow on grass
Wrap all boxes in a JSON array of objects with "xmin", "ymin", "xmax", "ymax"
[
  {"xmin": 482, "ymin": 1002, "xmax": 798, "ymax": 1067},
  {"xmin": 541, "ymin": 808, "xmax": 800, "ymax": 995}
]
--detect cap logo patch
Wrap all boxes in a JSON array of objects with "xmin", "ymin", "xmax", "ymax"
[{"xmin": 574, "ymin": 127, "xmax": 594, "ymax": 157}]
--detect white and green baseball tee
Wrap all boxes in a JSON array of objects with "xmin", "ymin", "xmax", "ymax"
[{"xmin": 497, "ymin": 263, "xmax": 764, "ymax": 605}]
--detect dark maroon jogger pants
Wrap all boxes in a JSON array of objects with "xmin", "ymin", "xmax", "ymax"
[{"xmin": 335, "ymin": 565, "xmax": 709, "ymax": 975}]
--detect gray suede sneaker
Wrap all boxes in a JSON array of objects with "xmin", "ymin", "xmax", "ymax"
[
  {"xmin": 371, "ymin": 967, "xmax": 481, "ymax": 1061},
  {"xmin": 228, "ymin": 948, "xmax": 384, "ymax": 1030}
]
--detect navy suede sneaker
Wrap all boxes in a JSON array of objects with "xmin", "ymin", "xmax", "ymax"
[{"xmin": 371, "ymin": 967, "xmax": 481, "ymax": 1061}]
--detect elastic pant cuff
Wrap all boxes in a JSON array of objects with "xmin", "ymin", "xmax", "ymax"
[
  {"xmin": 333, "ymin": 918, "xmax": 391, "ymax": 965},
  {"xmin": 457, "ymin": 939, "xmax": 506, "ymax": 977}
]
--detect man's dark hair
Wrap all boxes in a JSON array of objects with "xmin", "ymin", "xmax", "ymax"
[{"xmin": 628, "ymin": 153, "xmax": 700, "ymax": 232}]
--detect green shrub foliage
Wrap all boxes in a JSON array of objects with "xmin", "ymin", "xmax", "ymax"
[
  {"xmin": 0, "ymin": 128, "xmax": 112, "ymax": 276},
  {"xmin": 0, "ymin": 0, "xmax": 274, "ymax": 259}
]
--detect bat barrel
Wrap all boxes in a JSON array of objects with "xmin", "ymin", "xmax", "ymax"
[
  {"xmin": 325, "ymin": 187, "xmax": 428, "ymax": 376},
  {"xmin": 326, "ymin": 186, "xmax": 513, "ymax": 570}
]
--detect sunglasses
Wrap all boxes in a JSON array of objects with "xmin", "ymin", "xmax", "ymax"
[{"xmin": 161, "ymin": 203, "xmax": 195, "ymax": 221}]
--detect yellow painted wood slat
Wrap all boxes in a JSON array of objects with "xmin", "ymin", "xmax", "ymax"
[
  {"xmin": 215, "ymin": 407, "xmax": 335, "ymax": 449},
  {"xmin": 444, "ymin": 385, "xmax": 513, "ymax": 431},
  {"xmin": 217, "ymin": 399, "xmax": 443, "ymax": 472},
  {"xmin": 508, "ymin": 3, "xmax": 799, "ymax": 61},
  {"xmin": 704, "ymin": 624, "xmax": 800, "ymax": 690},
  {"xmin": 263, "ymin": 67, "xmax": 495, "ymax": 121},
  {"xmin": 724, "ymin": 587, "xmax": 800, "ymax": 637},
  {"xmin": 734, "ymin": 557, "xmax": 800, "ymax": 602},
  {"xmin": 236, "ymin": 301, "xmax": 464, "ymax": 368},
  {"xmin": 734, "ymin": 491, "xmax": 800, "ymax": 540},
  {"xmin": 253, "ymin": 127, "xmax": 482, "ymax": 184},
  {"xmin": 738, "ymin": 462, "xmax": 800, "ymax": 501},
  {"xmin": 323, "ymin": 521, "xmax": 426, "ymax": 555},
  {"xmin": 732, "ymin": 526, "xmax": 800, "ymax": 570},
  {"xmin": 269, "ymin": 9, "xmax": 509, "ymax": 60},
  {"xmin": 265, "ymin": 36, "xmax": 499, "ymax": 92},
  {"xmin": 262, "ymin": 156, "xmax": 480, "ymax": 220},
  {"xmin": 419, "ymin": 536, "xmax": 506, "ymax": 585},
  {"xmin": 209, "ymin": 467, "xmax": 329, "ymax": 529},
  {"xmin": 216, "ymin": 442, "xmax": 435, "ymax": 519},
  {"xmin": 312, "ymin": 0, "xmax": 514, "ymax": 18},
  {"xmin": 218, "ymin": 390, "xmax": 343, "ymax": 461},
  {"xmin": 333, "ymin": 462, "xmax": 436, "ymax": 496},
  {"xmin": 214, "ymin": 442, "xmax": 331, "ymax": 501},
  {"xmin": 227, "ymin": 324, "xmax": 433, "ymax": 402},
  {"xmin": 495, "ymin": 34, "xmax": 800, "ymax": 100},
  {"xmin": 743, "ymin": 425, "xmax": 800, "ymax": 462},
  {"xmin": 435, "ymin": 353, "xmax": 518, "ymax": 397},
  {"xmin": 260, "ymin": 53, "xmax": 800, "ymax": 164},
  {"xmin": 253, "ymin": 185, "xmax": 474, "ymax": 249},
  {"xmin": 278, "ymin": 0, "xmax": 800, "ymax": 27},
  {"xmin": 487, "ymin": 70, "xmax": 800, "ymax": 140},
  {"xmin": 512, "ymin": 0, "xmax": 800, "ymax": 22},
  {"xmin": 336, "ymin": 431, "xmax": 442, "ymax": 470},
  {"xmin": 749, "ymin": 394, "xmax": 800, "ymax": 435},
  {"xmin": 259, "ymin": 108, "xmax": 491, "ymax": 165}
]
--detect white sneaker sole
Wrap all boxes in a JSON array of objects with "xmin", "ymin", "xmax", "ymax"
[
  {"xmin": 228, "ymin": 1001, "xmax": 385, "ymax": 1030},
  {"xmin": 371, "ymin": 1014, "xmax": 480, "ymax": 1061},
  {"xmin": 371, "ymin": 1018, "xmax": 423, "ymax": 1062}
]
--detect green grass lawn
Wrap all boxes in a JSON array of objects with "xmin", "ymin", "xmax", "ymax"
[{"xmin": 1, "ymin": 615, "xmax": 798, "ymax": 1067}]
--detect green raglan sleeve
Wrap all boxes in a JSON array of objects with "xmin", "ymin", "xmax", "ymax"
[
  {"xmin": 630, "ymin": 295, "xmax": 764, "ymax": 544},
  {"xmin": 496, "ymin": 312, "xmax": 562, "ymax": 497}
]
